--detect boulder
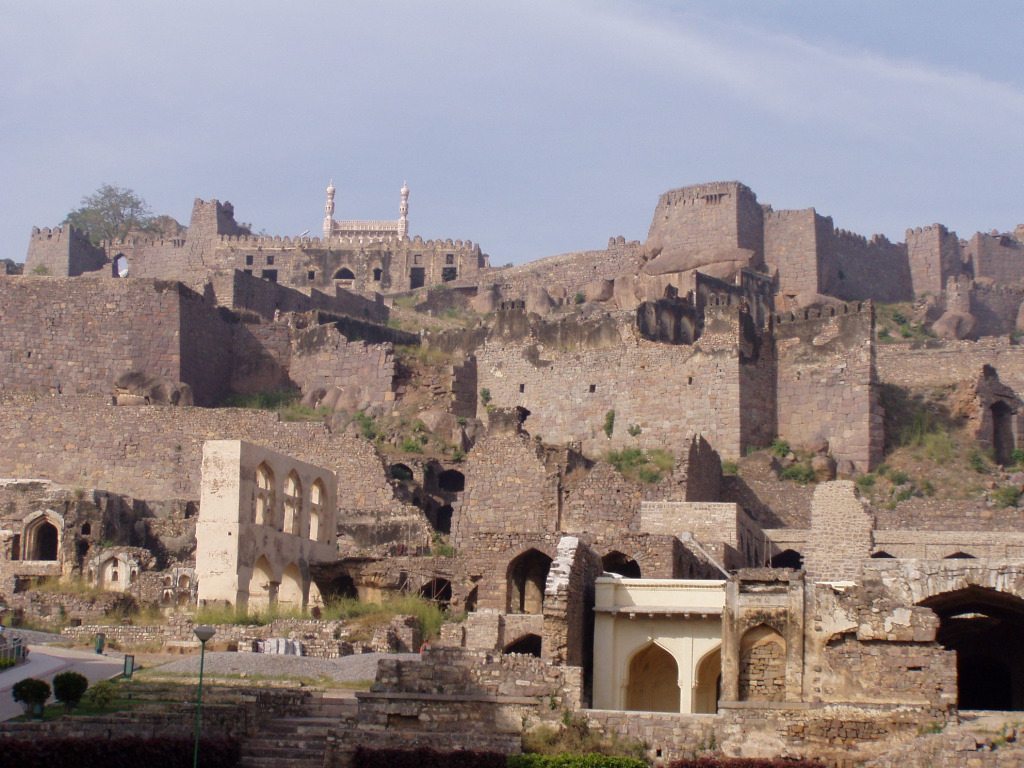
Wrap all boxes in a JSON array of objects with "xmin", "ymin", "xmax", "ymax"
[
  {"xmin": 418, "ymin": 409, "xmax": 465, "ymax": 448},
  {"xmin": 612, "ymin": 274, "xmax": 643, "ymax": 311},
  {"xmin": 641, "ymin": 246, "xmax": 756, "ymax": 276},
  {"xmin": 583, "ymin": 279, "xmax": 614, "ymax": 303},
  {"xmin": 525, "ymin": 286, "xmax": 555, "ymax": 316},
  {"xmin": 113, "ymin": 371, "xmax": 193, "ymax": 406},
  {"xmin": 836, "ymin": 459, "xmax": 856, "ymax": 480},
  {"xmin": 547, "ymin": 284, "xmax": 568, "ymax": 300},
  {"xmin": 811, "ymin": 454, "xmax": 837, "ymax": 482},
  {"xmin": 470, "ymin": 288, "xmax": 500, "ymax": 314},
  {"xmin": 932, "ymin": 310, "xmax": 977, "ymax": 340},
  {"xmin": 792, "ymin": 293, "xmax": 846, "ymax": 312}
]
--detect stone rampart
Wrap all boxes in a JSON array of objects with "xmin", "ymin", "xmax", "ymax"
[
  {"xmin": 875, "ymin": 338, "xmax": 1024, "ymax": 393},
  {"xmin": 774, "ymin": 302, "xmax": 881, "ymax": 470}
]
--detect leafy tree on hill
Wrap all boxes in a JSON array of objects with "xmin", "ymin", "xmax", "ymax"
[{"xmin": 63, "ymin": 183, "xmax": 155, "ymax": 243}]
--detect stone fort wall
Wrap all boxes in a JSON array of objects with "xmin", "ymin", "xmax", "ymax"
[
  {"xmin": 774, "ymin": 302, "xmax": 881, "ymax": 470},
  {"xmin": 876, "ymin": 338, "xmax": 1024, "ymax": 394}
]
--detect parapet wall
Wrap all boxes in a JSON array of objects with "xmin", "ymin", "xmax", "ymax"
[
  {"xmin": 831, "ymin": 229, "xmax": 911, "ymax": 303},
  {"xmin": 774, "ymin": 302, "xmax": 881, "ymax": 470},
  {"xmin": 26, "ymin": 225, "xmax": 107, "ymax": 277},
  {"xmin": 876, "ymin": 338, "xmax": 1024, "ymax": 393}
]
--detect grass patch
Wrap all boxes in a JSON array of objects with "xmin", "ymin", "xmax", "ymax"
[
  {"xmin": 220, "ymin": 390, "xmax": 328, "ymax": 422},
  {"xmin": 606, "ymin": 448, "xmax": 673, "ymax": 484},
  {"xmin": 993, "ymin": 486, "xmax": 1021, "ymax": 508},
  {"xmin": 779, "ymin": 463, "xmax": 815, "ymax": 485}
]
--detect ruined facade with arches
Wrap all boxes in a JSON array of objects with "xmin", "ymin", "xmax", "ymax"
[{"xmin": 195, "ymin": 440, "xmax": 337, "ymax": 610}]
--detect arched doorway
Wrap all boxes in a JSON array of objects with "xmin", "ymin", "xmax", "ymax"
[
  {"xmin": 920, "ymin": 586, "xmax": 1024, "ymax": 710},
  {"xmin": 738, "ymin": 624, "xmax": 787, "ymax": 702},
  {"xmin": 503, "ymin": 634, "xmax": 542, "ymax": 657},
  {"xmin": 693, "ymin": 645, "xmax": 722, "ymax": 713},
  {"xmin": 27, "ymin": 518, "xmax": 60, "ymax": 561},
  {"xmin": 626, "ymin": 643, "xmax": 680, "ymax": 712},
  {"xmin": 333, "ymin": 268, "xmax": 355, "ymax": 280},
  {"xmin": 602, "ymin": 551, "xmax": 642, "ymax": 578},
  {"xmin": 437, "ymin": 470, "xmax": 465, "ymax": 493},
  {"xmin": 506, "ymin": 549, "xmax": 552, "ymax": 614}
]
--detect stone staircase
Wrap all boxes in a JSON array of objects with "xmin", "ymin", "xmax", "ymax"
[{"xmin": 239, "ymin": 691, "xmax": 358, "ymax": 768}]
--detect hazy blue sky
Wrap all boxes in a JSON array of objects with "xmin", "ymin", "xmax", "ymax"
[{"xmin": 3, "ymin": 1, "xmax": 1023, "ymax": 265}]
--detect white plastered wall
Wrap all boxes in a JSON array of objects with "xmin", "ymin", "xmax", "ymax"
[
  {"xmin": 592, "ymin": 577, "xmax": 726, "ymax": 713},
  {"xmin": 196, "ymin": 440, "xmax": 337, "ymax": 608}
]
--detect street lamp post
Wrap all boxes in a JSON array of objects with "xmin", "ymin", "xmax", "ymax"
[{"xmin": 192, "ymin": 625, "xmax": 216, "ymax": 768}]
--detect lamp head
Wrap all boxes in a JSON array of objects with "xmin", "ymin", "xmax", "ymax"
[{"xmin": 193, "ymin": 625, "xmax": 216, "ymax": 644}]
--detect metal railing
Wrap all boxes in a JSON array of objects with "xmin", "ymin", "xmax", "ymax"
[{"xmin": 0, "ymin": 637, "xmax": 27, "ymax": 668}]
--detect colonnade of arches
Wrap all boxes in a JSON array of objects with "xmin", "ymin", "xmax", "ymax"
[
  {"xmin": 254, "ymin": 464, "xmax": 328, "ymax": 543},
  {"xmin": 245, "ymin": 555, "xmax": 314, "ymax": 610}
]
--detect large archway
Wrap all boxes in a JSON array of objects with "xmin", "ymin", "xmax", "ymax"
[
  {"xmin": 693, "ymin": 645, "xmax": 722, "ymax": 714},
  {"xmin": 920, "ymin": 586, "xmax": 1024, "ymax": 710},
  {"xmin": 626, "ymin": 643, "xmax": 680, "ymax": 712},
  {"xmin": 506, "ymin": 549, "xmax": 552, "ymax": 614},
  {"xmin": 247, "ymin": 555, "xmax": 277, "ymax": 610}
]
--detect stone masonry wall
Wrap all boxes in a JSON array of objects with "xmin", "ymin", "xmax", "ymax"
[
  {"xmin": 0, "ymin": 395, "xmax": 412, "ymax": 521},
  {"xmin": 906, "ymin": 224, "xmax": 965, "ymax": 299},
  {"xmin": 288, "ymin": 324, "xmax": 395, "ymax": 403},
  {"xmin": 764, "ymin": 208, "xmax": 829, "ymax": 295},
  {"xmin": 25, "ymin": 225, "xmax": 108, "ymax": 277},
  {"xmin": 967, "ymin": 231, "xmax": 1024, "ymax": 286},
  {"xmin": 774, "ymin": 303, "xmax": 881, "ymax": 470},
  {"xmin": 875, "ymin": 338, "xmax": 1024, "ymax": 394},
  {"xmin": 803, "ymin": 481, "xmax": 873, "ymax": 582},
  {"xmin": 0, "ymin": 277, "xmax": 186, "ymax": 398},
  {"xmin": 831, "ymin": 230, "xmax": 911, "ymax": 303}
]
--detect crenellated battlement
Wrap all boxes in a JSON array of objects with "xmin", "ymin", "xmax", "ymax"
[
  {"xmin": 773, "ymin": 300, "xmax": 870, "ymax": 326},
  {"xmin": 657, "ymin": 181, "xmax": 757, "ymax": 208},
  {"xmin": 906, "ymin": 223, "xmax": 950, "ymax": 238}
]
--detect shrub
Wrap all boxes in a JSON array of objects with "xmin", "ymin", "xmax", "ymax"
[
  {"xmin": 992, "ymin": 486, "xmax": 1021, "ymax": 508},
  {"xmin": 721, "ymin": 460, "xmax": 738, "ymax": 476},
  {"xmin": 888, "ymin": 470, "xmax": 910, "ymax": 486},
  {"xmin": 603, "ymin": 410, "xmax": 615, "ymax": 438},
  {"xmin": 780, "ymin": 463, "xmax": 814, "ymax": 485},
  {"xmin": 607, "ymin": 448, "xmax": 674, "ymax": 484},
  {"xmin": 1012, "ymin": 448, "xmax": 1024, "ymax": 467},
  {"xmin": 855, "ymin": 474, "xmax": 875, "ymax": 491},
  {"xmin": 52, "ymin": 671, "xmax": 88, "ymax": 712},
  {"xmin": 510, "ymin": 755, "xmax": 647, "ymax": 768},
  {"xmin": 11, "ymin": 678, "xmax": 50, "ymax": 712},
  {"xmin": 627, "ymin": 424, "xmax": 642, "ymax": 437},
  {"xmin": 968, "ymin": 449, "xmax": 989, "ymax": 473},
  {"xmin": 668, "ymin": 759, "xmax": 825, "ymax": 767},
  {"xmin": 769, "ymin": 438, "xmax": 790, "ymax": 457},
  {"xmin": 400, "ymin": 437, "xmax": 424, "ymax": 454},
  {"xmin": 923, "ymin": 432, "xmax": 954, "ymax": 464},
  {"xmin": 574, "ymin": 292, "xmax": 585, "ymax": 304},
  {"xmin": 480, "ymin": 388, "xmax": 491, "ymax": 406},
  {"xmin": 353, "ymin": 746, "xmax": 506, "ymax": 768},
  {"xmin": 85, "ymin": 679, "xmax": 118, "ymax": 709},
  {"xmin": 0, "ymin": 736, "xmax": 239, "ymax": 767}
]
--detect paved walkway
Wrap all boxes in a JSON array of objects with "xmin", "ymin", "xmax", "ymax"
[{"xmin": 0, "ymin": 645, "xmax": 126, "ymax": 721}]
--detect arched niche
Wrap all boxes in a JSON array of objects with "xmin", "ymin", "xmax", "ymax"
[
  {"xmin": 693, "ymin": 645, "xmax": 722, "ymax": 714},
  {"xmin": 738, "ymin": 624, "xmax": 787, "ymax": 702},
  {"xmin": 506, "ymin": 549, "xmax": 552, "ymax": 614},
  {"xmin": 25, "ymin": 516, "xmax": 60, "ymax": 561},
  {"xmin": 283, "ymin": 471, "xmax": 303, "ymax": 535},
  {"xmin": 333, "ymin": 267, "xmax": 355, "ymax": 280}
]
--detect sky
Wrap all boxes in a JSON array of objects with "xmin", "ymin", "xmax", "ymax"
[{"xmin": 2, "ymin": 1, "xmax": 1023, "ymax": 266}]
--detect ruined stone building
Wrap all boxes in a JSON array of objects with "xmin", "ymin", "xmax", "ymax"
[{"xmin": 3, "ymin": 179, "xmax": 1024, "ymax": 763}]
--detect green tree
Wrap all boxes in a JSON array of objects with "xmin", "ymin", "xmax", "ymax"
[
  {"xmin": 63, "ymin": 183, "xmax": 154, "ymax": 243},
  {"xmin": 53, "ymin": 670, "xmax": 89, "ymax": 712}
]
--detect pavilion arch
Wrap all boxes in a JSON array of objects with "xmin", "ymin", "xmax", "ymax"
[
  {"xmin": 693, "ymin": 644, "xmax": 722, "ymax": 714},
  {"xmin": 283, "ymin": 471, "xmax": 303, "ymax": 536},
  {"xmin": 254, "ymin": 463, "xmax": 276, "ymax": 527},
  {"xmin": 503, "ymin": 633, "xmax": 542, "ymax": 657},
  {"xmin": 738, "ymin": 624, "xmax": 787, "ymax": 702},
  {"xmin": 23, "ymin": 513, "xmax": 61, "ymax": 561},
  {"xmin": 625, "ymin": 641, "xmax": 680, "ymax": 712},
  {"xmin": 309, "ymin": 478, "xmax": 327, "ymax": 542},
  {"xmin": 247, "ymin": 555, "xmax": 278, "ymax": 610},
  {"xmin": 919, "ymin": 585, "xmax": 1024, "ymax": 710},
  {"xmin": 769, "ymin": 549, "xmax": 804, "ymax": 569},
  {"xmin": 333, "ymin": 267, "xmax": 355, "ymax": 280},
  {"xmin": 506, "ymin": 548, "xmax": 553, "ymax": 614},
  {"xmin": 278, "ymin": 562, "xmax": 305, "ymax": 608},
  {"xmin": 602, "ymin": 551, "xmax": 642, "ymax": 578}
]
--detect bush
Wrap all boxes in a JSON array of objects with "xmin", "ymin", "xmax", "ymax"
[
  {"xmin": 923, "ymin": 432, "xmax": 954, "ymax": 464},
  {"xmin": 1012, "ymin": 448, "xmax": 1024, "ymax": 467},
  {"xmin": 603, "ymin": 410, "xmax": 615, "ymax": 438},
  {"xmin": 400, "ymin": 437, "xmax": 424, "ymax": 454},
  {"xmin": 855, "ymin": 474, "xmax": 875, "ymax": 491},
  {"xmin": 11, "ymin": 678, "xmax": 50, "ymax": 712},
  {"xmin": 353, "ymin": 746, "xmax": 506, "ymax": 768},
  {"xmin": 480, "ymin": 388, "xmax": 492, "ymax": 406},
  {"xmin": 627, "ymin": 424, "xmax": 642, "ymax": 437},
  {"xmin": 968, "ymin": 449, "xmax": 989, "ymax": 474},
  {"xmin": 992, "ymin": 486, "xmax": 1021, "ymax": 508},
  {"xmin": 888, "ymin": 470, "xmax": 910, "ymax": 486},
  {"xmin": 721, "ymin": 460, "xmax": 738, "ymax": 476},
  {"xmin": 779, "ymin": 463, "xmax": 814, "ymax": 485},
  {"xmin": 769, "ymin": 438, "xmax": 790, "ymax": 457},
  {"xmin": 0, "ymin": 736, "xmax": 239, "ymax": 767},
  {"xmin": 52, "ymin": 671, "xmax": 88, "ymax": 712},
  {"xmin": 85, "ymin": 679, "xmax": 118, "ymax": 709},
  {"xmin": 510, "ymin": 755, "xmax": 647, "ymax": 768},
  {"xmin": 668, "ymin": 759, "xmax": 825, "ymax": 768}
]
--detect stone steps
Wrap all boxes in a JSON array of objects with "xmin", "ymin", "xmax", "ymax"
[{"xmin": 238, "ymin": 694, "xmax": 358, "ymax": 768}]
